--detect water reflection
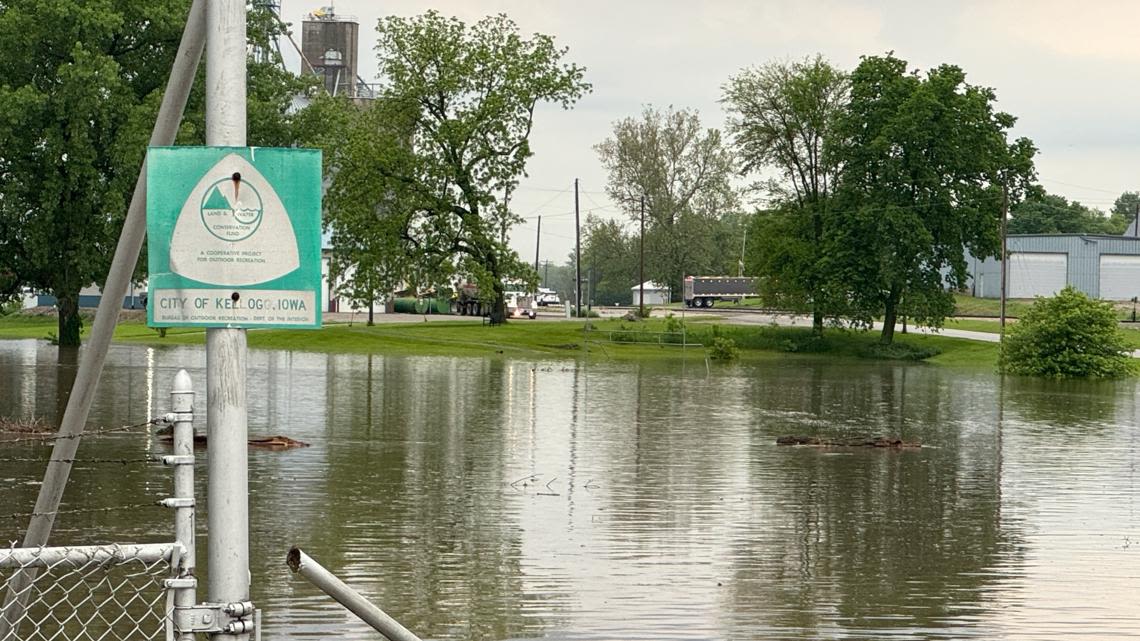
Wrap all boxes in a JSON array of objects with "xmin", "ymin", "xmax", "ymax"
[{"xmin": 2, "ymin": 342, "xmax": 1140, "ymax": 639}]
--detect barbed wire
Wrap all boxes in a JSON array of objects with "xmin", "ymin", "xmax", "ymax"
[
  {"xmin": 6, "ymin": 502, "xmax": 163, "ymax": 521},
  {"xmin": 0, "ymin": 457, "xmax": 158, "ymax": 465},
  {"xmin": 0, "ymin": 418, "xmax": 163, "ymax": 445}
]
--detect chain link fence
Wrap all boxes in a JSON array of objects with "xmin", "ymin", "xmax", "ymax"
[{"xmin": 0, "ymin": 540, "xmax": 179, "ymax": 641}]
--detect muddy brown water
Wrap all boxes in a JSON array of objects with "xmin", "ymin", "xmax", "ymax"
[{"xmin": 2, "ymin": 338, "xmax": 1139, "ymax": 640}]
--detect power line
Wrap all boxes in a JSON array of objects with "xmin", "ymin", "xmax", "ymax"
[
  {"xmin": 518, "ymin": 182, "xmax": 572, "ymax": 218},
  {"xmin": 515, "ymin": 184, "xmax": 609, "ymax": 196},
  {"xmin": 1039, "ymin": 177, "xmax": 1124, "ymax": 195}
]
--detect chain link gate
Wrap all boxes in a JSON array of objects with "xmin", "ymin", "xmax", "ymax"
[
  {"xmin": 0, "ymin": 370, "xmax": 257, "ymax": 640},
  {"xmin": 0, "ymin": 543, "xmax": 179, "ymax": 641}
]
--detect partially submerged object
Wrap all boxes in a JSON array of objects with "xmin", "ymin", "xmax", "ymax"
[
  {"xmin": 159, "ymin": 429, "xmax": 310, "ymax": 449},
  {"xmin": 248, "ymin": 435, "xmax": 310, "ymax": 450},
  {"xmin": 776, "ymin": 435, "xmax": 921, "ymax": 448}
]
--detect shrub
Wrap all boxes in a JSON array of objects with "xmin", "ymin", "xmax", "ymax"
[
  {"xmin": 1000, "ymin": 286, "xmax": 1136, "ymax": 378},
  {"xmin": 708, "ymin": 336, "xmax": 740, "ymax": 361},
  {"xmin": 0, "ymin": 298, "xmax": 21, "ymax": 316},
  {"xmin": 663, "ymin": 313, "xmax": 685, "ymax": 334}
]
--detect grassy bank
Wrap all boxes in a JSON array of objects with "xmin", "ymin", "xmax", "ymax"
[
  {"xmin": 946, "ymin": 317, "xmax": 1140, "ymax": 349},
  {"xmin": 0, "ymin": 312, "xmax": 999, "ymax": 366}
]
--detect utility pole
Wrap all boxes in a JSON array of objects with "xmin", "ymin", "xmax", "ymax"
[
  {"xmin": 543, "ymin": 260, "xmax": 550, "ymax": 288},
  {"xmin": 639, "ymin": 196, "xmax": 645, "ymax": 317},
  {"xmin": 534, "ymin": 215, "xmax": 541, "ymax": 274},
  {"xmin": 588, "ymin": 265, "xmax": 594, "ymax": 312},
  {"xmin": 206, "ymin": 2, "xmax": 251, "ymax": 639},
  {"xmin": 999, "ymin": 182, "xmax": 1009, "ymax": 341},
  {"xmin": 739, "ymin": 226, "xmax": 747, "ymax": 277},
  {"xmin": 574, "ymin": 178, "xmax": 581, "ymax": 317}
]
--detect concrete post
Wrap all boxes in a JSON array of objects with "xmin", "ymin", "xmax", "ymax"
[{"xmin": 205, "ymin": 1, "xmax": 250, "ymax": 640}]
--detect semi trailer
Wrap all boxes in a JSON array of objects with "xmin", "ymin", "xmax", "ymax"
[{"xmin": 683, "ymin": 276, "xmax": 757, "ymax": 308}]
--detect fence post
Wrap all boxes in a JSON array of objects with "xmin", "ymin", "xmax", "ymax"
[{"xmin": 164, "ymin": 370, "xmax": 197, "ymax": 641}]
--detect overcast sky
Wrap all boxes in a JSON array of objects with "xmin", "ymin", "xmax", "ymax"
[{"xmin": 278, "ymin": 0, "xmax": 1140, "ymax": 266}]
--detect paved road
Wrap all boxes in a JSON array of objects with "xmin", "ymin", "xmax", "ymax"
[{"xmin": 327, "ymin": 306, "xmax": 1003, "ymax": 342}]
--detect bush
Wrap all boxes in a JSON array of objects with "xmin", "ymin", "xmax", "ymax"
[
  {"xmin": 708, "ymin": 336, "xmax": 740, "ymax": 361},
  {"xmin": 1001, "ymin": 286, "xmax": 1136, "ymax": 378},
  {"xmin": 663, "ymin": 313, "xmax": 685, "ymax": 334}
]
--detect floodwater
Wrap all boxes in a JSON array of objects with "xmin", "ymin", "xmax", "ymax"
[{"xmin": 2, "ymin": 338, "xmax": 1139, "ymax": 640}]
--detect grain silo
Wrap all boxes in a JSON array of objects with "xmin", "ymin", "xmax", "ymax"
[{"xmin": 301, "ymin": 5, "xmax": 364, "ymax": 98}]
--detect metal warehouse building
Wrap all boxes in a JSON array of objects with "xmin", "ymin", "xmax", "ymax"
[{"xmin": 968, "ymin": 234, "xmax": 1140, "ymax": 300}]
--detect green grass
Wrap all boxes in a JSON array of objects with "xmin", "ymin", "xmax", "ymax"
[
  {"xmin": 0, "ymin": 312, "xmax": 1001, "ymax": 366},
  {"xmin": 943, "ymin": 317, "xmax": 1140, "ymax": 350},
  {"xmin": 951, "ymin": 294, "xmax": 1037, "ymax": 318},
  {"xmin": 945, "ymin": 318, "xmax": 1004, "ymax": 334},
  {"xmin": 0, "ymin": 315, "xmax": 62, "ymax": 339},
  {"xmin": 953, "ymin": 293, "xmax": 1139, "ymax": 321}
]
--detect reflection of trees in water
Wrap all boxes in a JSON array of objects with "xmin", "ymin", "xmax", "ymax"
[
  {"xmin": 720, "ymin": 363, "xmax": 1020, "ymax": 639},
  {"xmin": 275, "ymin": 354, "xmax": 540, "ymax": 640},
  {"xmin": 587, "ymin": 360, "xmax": 759, "ymax": 537},
  {"xmin": 1002, "ymin": 375, "xmax": 1132, "ymax": 432},
  {"xmin": 746, "ymin": 360, "xmax": 972, "ymax": 444}
]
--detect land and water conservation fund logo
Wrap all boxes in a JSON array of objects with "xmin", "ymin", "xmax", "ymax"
[
  {"xmin": 167, "ymin": 152, "xmax": 300, "ymax": 286},
  {"xmin": 200, "ymin": 172, "xmax": 264, "ymax": 242}
]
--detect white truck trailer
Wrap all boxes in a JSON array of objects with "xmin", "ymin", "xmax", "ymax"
[{"xmin": 683, "ymin": 276, "xmax": 757, "ymax": 308}]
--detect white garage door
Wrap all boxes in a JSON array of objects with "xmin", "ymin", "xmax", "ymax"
[
  {"xmin": 1009, "ymin": 252, "xmax": 1067, "ymax": 299},
  {"xmin": 1099, "ymin": 255, "xmax": 1140, "ymax": 300}
]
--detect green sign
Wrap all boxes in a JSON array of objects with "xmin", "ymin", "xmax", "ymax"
[{"xmin": 147, "ymin": 146, "xmax": 322, "ymax": 329}]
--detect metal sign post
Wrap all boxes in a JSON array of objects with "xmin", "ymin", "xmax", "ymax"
[
  {"xmin": 206, "ymin": 2, "xmax": 250, "ymax": 639},
  {"xmin": 144, "ymin": 4, "xmax": 321, "ymax": 639}
]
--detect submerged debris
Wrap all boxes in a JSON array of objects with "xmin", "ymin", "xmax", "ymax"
[
  {"xmin": 159, "ymin": 432, "xmax": 310, "ymax": 449},
  {"xmin": 0, "ymin": 416, "xmax": 53, "ymax": 441},
  {"xmin": 248, "ymin": 436, "xmax": 310, "ymax": 450},
  {"xmin": 776, "ymin": 435, "xmax": 921, "ymax": 448}
]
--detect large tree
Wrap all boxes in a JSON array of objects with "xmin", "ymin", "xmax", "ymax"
[
  {"xmin": 723, "ymin": 55, "xmax": 848, "ymax": 334},
  {"xmin": 595, "ymin": 106, "xmax": 738, "ymax": 300},
  {"xmin": 0, "ymin": 1, "xmax": 312, "ymax": 345},
  {"xmin": 582, "ymin": 215, "xmax": 636, "ymax": 306},
  {"xmin": 1110, "ymin": 191, "xmax": 1140, "ymax": 234},
  {"xmin": 0, "ymin": 0, "xmax": 189, "ymax": 345},
  {"xmin": 319, "ymin": 11, "xmax": 589, "ymax": 324},
  {"xmin": 828, "ymin": 54, "xmax": 1036, "ymax": 344},
  {"xmin": 1009, "ymin": 189, "xmax": 1115, "ymax": 235}
]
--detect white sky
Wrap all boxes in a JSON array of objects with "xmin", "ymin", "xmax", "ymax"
[{"xmin": 278, "ymin": 0, "xmax": 1140, "ymax": 265}]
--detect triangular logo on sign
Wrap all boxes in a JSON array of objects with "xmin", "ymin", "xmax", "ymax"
[{"xmin": 169, "ymin": 153, "xmax": 300, "ymax": 285}]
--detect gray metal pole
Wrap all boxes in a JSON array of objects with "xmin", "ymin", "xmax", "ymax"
[
  {"xmin": 0, "ymin": 4, "xmax": 206, "ymax": 639},
  {"xmin": 287, "ymin": 548, "xmax": 423, "ymax": 641},
  {"xmin": 205, "ymin": 2, "xmax": 250, "ymax": 640},
  {"xmin": 167, "ymin": 370, "xmax": 197, "ymax": 641}
]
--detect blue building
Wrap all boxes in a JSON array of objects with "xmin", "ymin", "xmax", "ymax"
[{"xmin": 968, "ymin": 234, "xmax": 1140, "ymax": 300}]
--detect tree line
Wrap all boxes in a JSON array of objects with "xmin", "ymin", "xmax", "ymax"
[{"xmin": 1, "ymin": 4, "xmax": 1128, "ymax": 343}]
